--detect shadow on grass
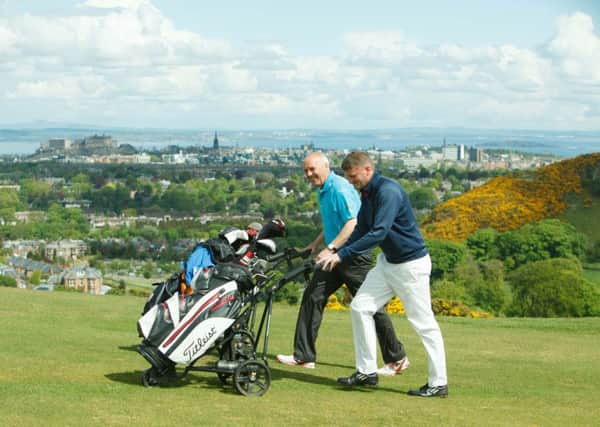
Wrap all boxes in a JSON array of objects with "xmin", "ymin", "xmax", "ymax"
[
  {"xmin": 105, "ymin": 369, "xmax": 259, "ymax": 396},
  {"xmin": 118, "ymin": 345, "xmax": 139, "ymax": 353},
  {"xmin": 268, "ymin": 364, "xmax": 405, "ymax": 395},
  {"xmin": 264, "ymin": 351, "xmax": 354, "ymax": 370},
  {"xmin": 105, "ymin": 369, "xmax": 197, "ymax": 389}
]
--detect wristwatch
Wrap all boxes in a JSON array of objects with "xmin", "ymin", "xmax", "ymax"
[{"xmin": 327, "ymin": 243, "xmax": 337, "ymax": 253}]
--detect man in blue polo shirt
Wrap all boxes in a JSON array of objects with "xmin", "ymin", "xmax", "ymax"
[
  {"xmin": 317, "ymin": 151, "xmax": 448, "ymax": 397},
  {"xmin": 277, "ymin": 152, "xmax": 408, "ymax": 373}
]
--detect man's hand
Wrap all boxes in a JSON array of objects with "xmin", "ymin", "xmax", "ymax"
[
  {"xmin": 316, "ymin": 251, "xmax": 341, "ymax": 272},
  {"xmin": 316, "ymin": 247, "xmax": 332, "ymax": 260}
]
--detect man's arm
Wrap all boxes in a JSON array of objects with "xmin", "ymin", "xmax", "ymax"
[
  {"xmin": 329, "ymin": 218, "xmax": 356, "ymax": 249},
  {"xmin": 315, "ymin": 218, "xmax": 356, "ymax": 259},
  {"xmin": 305, "ymin": 231, "xmax": 325, "ymax": 254}
]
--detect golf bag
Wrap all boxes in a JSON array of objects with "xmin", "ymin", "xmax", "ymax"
[{"xmin": 137, "ymin": 219, "xmax": 287, "ymax": 380}]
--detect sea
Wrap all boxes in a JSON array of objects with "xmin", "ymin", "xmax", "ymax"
[{"xmin": 0, "ymin": 127, "xmax": 599, "ymax": 158}]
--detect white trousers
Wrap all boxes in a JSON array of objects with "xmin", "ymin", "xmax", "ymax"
[{"xmin": 350, "ymin": 253, "xmax": 448, "ymax": 386}]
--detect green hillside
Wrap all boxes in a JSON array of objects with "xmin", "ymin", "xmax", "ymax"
[
  {"xmin": 1, "ymin": 288, "xmax": 599, "ymax": 426},
  {"xmin": 560, "ymin": 190, "xmax": 600, "ymax": 244}
]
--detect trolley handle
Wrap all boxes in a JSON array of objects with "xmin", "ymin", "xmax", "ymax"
[
  {"xmin": 271, "ymin": 260, "xmax": 315, "ymax": 293},
  {"xmin": 265, "ymin": 247, "xmax": 311, "ymax": 265}
]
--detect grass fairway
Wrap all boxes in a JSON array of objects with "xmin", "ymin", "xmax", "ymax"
[{"xmin": 1, "ymin": 288, "xmax": 599, "ymax": 427}]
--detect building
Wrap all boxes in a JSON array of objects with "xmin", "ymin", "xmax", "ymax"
[
  {"xmin": 0, "ymin": 265, "xmax": 17, "ymax": 279},
  {"xmin": 469, "ymin": 146, "xmax": 483, "ymax": 163},
  {"xmin": 83, "ymin": 134, "xmax": 116, "ymax": 150},
  {"xmin": 442, "ymin": 144, "xmax": 458, "ymax": 161},
  {"xmin": 44, "ymin": 240, "xmax": 87, "ymax": 261},
  {"xmin": 402, "ymin": 157, "xmax": 439, "ymax": 171},
  {"xmin": 213, "ymin": 131, "xmax": 219, "ymax": 150},
  {"xmin": 62, "ymin": 265, "xmax": 103, "ymax": 295},
  {"xmin": 3, "ymin": 240, "xmax": 45, "ymax": 257},
  {"xmin": 48, "ymin": 138, "xmax": 71, "ymax": 151},
  {"xmin": 7, "ymin": 256, "xmax": 62, "ymax": 278},
  {"xmin": 442, "ymin": 143, "xmax": 465, "ymax": 161}
]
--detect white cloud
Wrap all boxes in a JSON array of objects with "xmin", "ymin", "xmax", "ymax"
[
  {"xmin": 7, "ymin": 74, "xmax": 108, "ymax": 99},
  {"xmin": 546, "ymin": 11, "xmax": 600, "ymax": 82},
  {"xmin": 0, "ymin": 4, "xmax": 599, "ymax": 129},
  {"xmin": 343, "ymin": 30, "xmax": 424, "ymax": 66}
]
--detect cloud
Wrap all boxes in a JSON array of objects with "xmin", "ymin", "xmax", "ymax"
[
  {"xmin": 546, "ymin": 11, "xmax": 600, "ymax": 82},
  {"xmin": 0, "ymin": 3, "xmax": 599, "ymax": 129},
  {"xmin": 1, "ymin": 1, "xmax": 232, "ymax": 67}
]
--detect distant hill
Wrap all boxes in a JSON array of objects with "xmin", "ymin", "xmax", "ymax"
[{"xmin": 422, "ymin": 153, "xmax": 600, "ymax": 242}]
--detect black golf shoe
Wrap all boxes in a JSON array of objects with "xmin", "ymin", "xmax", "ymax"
[
  {"xmin": 407, "ymin": 383, "xmax": 448, "ymax": 398},
  {"xmin": 337, "ymin": 371, "xmax": 378, "ymax": 387}
]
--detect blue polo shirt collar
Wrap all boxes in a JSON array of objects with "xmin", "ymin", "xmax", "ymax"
[{"xmin": 319, "ymin": 172, "xmax": 336, "ymax": 197}]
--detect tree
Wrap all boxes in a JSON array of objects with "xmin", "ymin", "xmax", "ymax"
[
  {"xmin": 20, "ymin": 178, "xmax": 57, "ymax": 209},
  {"xmin": 409, "ymin": 187, "xmax": 437, "ymax": 210},
  {"xmin": 427, "ymin": 239, "xmax": 466, "ymax": 280},
  {"xmin": 471, "ymin": 259, "xmax": 510, "ymax": 314},
  {"xmin": 466, "ymin": 228, "xmax": 499, "ymax": 261},
  {"xmin": 507, "ymin": 258, "xmax": 599, "ymax": 317},
  {"xmin": 29, "ymin": 270, "xmax": 42, "ymax": 286},
  {"xmin": 0, "ymin": 189, "xmax": 23, "ymax": 216},
  {"xmin": 496, "ymin": 219, "xmax": 587, "ymax": 270},
  {"xmin": 141, "ymin": 261, "xmax": 156, "ymax": 279}
]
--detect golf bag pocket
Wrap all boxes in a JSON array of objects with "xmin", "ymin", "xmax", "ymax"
[{"xmin": 211, "ymin": 263, "xmax": 254, "ymax": 293}]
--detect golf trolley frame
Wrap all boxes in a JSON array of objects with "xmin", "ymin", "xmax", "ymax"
[{"xmin": 141, "ymin": 247, "xmax": 313, "ymax": 397}]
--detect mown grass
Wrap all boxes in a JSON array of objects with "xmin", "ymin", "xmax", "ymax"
[{"xmin": 1, "ymin": 287, "xmax": 599, "ymax": 426}]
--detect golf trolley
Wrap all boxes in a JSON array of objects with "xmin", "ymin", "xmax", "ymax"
[{"xmin": 137, "ymin": 247, "xmax": 313, "ymax": 397}]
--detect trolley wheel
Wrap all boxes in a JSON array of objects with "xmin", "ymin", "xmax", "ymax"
[
  {"xmin": 141, "ymin": 368, "xmax": 160, "ymax": 387},
  {"xmin": 233, "ymin": 359, "xmax": 271, "ymax": 397}
]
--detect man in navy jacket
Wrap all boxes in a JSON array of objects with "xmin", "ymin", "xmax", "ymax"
[{"xmin": 317, "ymin": 151, "xmax": 448, "ymax": 398}]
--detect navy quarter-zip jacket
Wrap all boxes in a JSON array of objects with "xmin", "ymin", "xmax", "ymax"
[{"xmin": 336, "ymin": 172, "xmax": 428, "ymax": 264}]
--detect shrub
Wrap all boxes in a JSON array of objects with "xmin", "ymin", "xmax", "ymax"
[
  {"xmin": 129, "ymin": 288, "xmax": 151, "ymax": 298},
  {"xmin": 0, "ymin": 275, "xmax": 17, "ymax": 287},
  {"xmin": 507, "ymin": 258, "xmax": 597, "ymax": 317},
  {"xmin": 274, "ymin": 280, "xmax": 303, "ymax": 305},
  {"xmin": 385, "ymin": 296, "xmax": 405, "ymax": 315},
  {"xmin": 471, "ymin": 259, "xmax": 511, "ymax": 314},
  {"xmin": 325, "ymin": 294, "xmax": 348, "ymax": 311},
  {"xmin": 431, "ymin": 298, "xmax": 492, "ymax": 318},
  {"xmin": 466, "ymin": 228, "xmax": 499, "ymax": 261},
  {"xmin": 427, "ymin": 239, "xmax": 467, "ymax": 280},
  {"xmin": 431, "ymin": 278, "xmax": 466, "ymax": 302}
]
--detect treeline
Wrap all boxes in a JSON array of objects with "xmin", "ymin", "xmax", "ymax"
[
  {"xmin": 427, "ymin": 218, "xmax": 599, "ymax": 317},
  {"xmin": 2, "ymin": 155, "xmax": 600, "ymax": 318}
]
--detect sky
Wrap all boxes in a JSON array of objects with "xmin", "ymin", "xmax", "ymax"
[{"xmin": 1, "ymin": 0, "xmax": 599, "ymax": 130}]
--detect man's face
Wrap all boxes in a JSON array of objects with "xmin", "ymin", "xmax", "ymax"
[
  {"xmin": 303, "ymin": 155, "xmax": 329, "ymax": 188},
  {"xmin": 344, "ymin": 165, "xmax": 372, "ymax": 190}
]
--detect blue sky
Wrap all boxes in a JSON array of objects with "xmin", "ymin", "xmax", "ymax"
[{"xmin": 1, "ymin": 0, "xmax": 599, "ymax": 130}]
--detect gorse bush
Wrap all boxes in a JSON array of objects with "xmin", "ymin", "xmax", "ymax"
[{"xmin": 422, "ymin": 153, "xmax": 600, "ymax": 241}]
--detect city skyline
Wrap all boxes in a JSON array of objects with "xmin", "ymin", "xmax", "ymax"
[{"xmin": 0, "ymin": 1, "xmax": 599, "ymax": 131}]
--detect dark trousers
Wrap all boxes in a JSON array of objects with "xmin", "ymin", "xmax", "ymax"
[{"xmin": 293, "ymin": 253, "xmax": 405, "ymax": 364}]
